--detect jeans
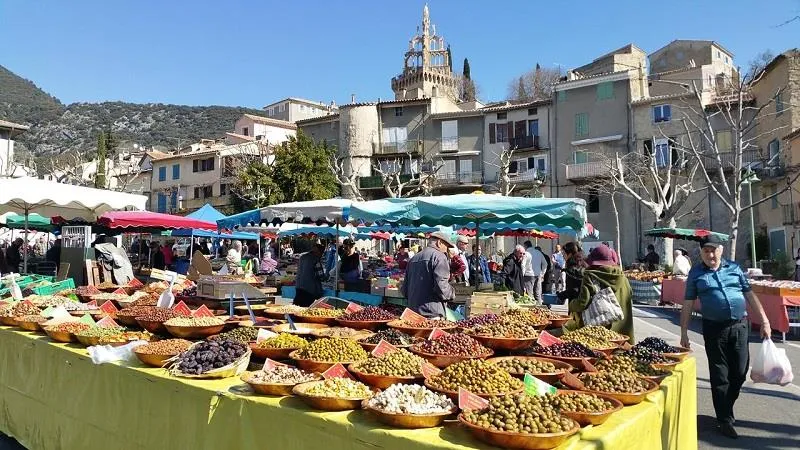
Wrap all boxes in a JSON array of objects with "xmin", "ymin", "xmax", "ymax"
[
  {"xmin": 702, "ymin": 318, "xmax": 750, "ymax": 424},
  {"xmin": 525, "ymin": 276, "xmax": 542, "ymax": 301}
]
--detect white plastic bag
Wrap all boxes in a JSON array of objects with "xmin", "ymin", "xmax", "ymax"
[
  {"xmin": 88, "ymin": 340, "xmax": 148, "ymax": 365},
  {"xmin": 750, "ymin": 338, "xmax": 794, "ymax": 386}
]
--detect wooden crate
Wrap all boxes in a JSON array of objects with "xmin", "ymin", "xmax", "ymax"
[
  {"xmin": 466, "ymin": 291, "xmax": 512, "ymax": 317},
  {"xmin": 197, "ymin": 278, "xmax": 269, "ymax": 299},
  {"xmin": 453, "ymin": 284, "xmax": 476, "ymax": 296}
]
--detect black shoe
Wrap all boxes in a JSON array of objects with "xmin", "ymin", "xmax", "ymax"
[{"xmin": 719, "ymin": 422, "xmax": 738, "ymax": 439}]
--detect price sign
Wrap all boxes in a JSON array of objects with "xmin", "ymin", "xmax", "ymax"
[
  {"xmin": 99, "ymin": 301, "xmax": 118, "ymax": 314},
  {"xmin": 40, "ymin": 306, "xmax": 54, "ymax": 317},
  {"xmin": 345, "ymin": 302, "xmax": 363, "ymax": 314},
  {"xmin": 619, "ymin": 341, "xmax": 633, "ymax": 350},
  {"xmin": 86, "ymin": 300, "xmax": 98, "ymax": 307},
  {"xmin": 112, "ymin": 288, "xmax": 127, "ymax": 295},
  {"xmin": 537, "ymin": 330, "xmax": 563, "ymax": 347},
  {"xmin": 421, "ymin": 362, "xmax": 442, "ymax": 379},
  {"xmin": 310, "ymin": 298, "xmax": 333, "ymax": 309},
  {"xmin": 85, "ymin": 285, "xmax": 101, "ymax": 294},
  {"xmin": 560, "ymin": 371, "xmax": 585, "ymax": 390},
  {"xmin": 171, "ymin": 301, "xmax": 192, "ymax": 316},
  {"xmin": 256, "ymin": 328, "xmax": 278, "ymax": 342},
  {"xmin": 192, "ymin": 304, "xmax": 215, "ymax": 318},
  {"xmin": 49, "ymin": 305, "xmax": 72, "ymax": 320},
  {"xmin": 322, "ymin": 363, "xmax": 355, "ymax": 380},
  {"xmin": 582, "ymin": 359, "xmax": 598, "ymax": 373},
  {"xmin": 96, "ymin": 316, "xmax": 119, "ymax": 328},
  {"xmin": 428, "ymin": 327, "xmax": 450, "ymax": 340},
  {"xmin": 285, "ymin": 314, "xmax": 297, "ymax": 331},
  {"xmin": 79, "ymin": 314, "xmax": 96, "ymax": 326},
  {"xmin": 400, "ymin": 308, "xmax": 426, "ymax": 324},
  {"xmin": 263, "ymin": 358, "xmax": 288, "ymax": 370},
  {"xmin": 371, "ymin": 340, "xmax": 398, "ymax": 357},
  {"xmin": 458, "ymin": 387, "xmax": 490, "ymax": 410},
  {"xmin": 127, "ymin": 278, "xmax": 144, "ymax": 288},
  {"xmin": 523, "ymin": 373, "xmax": 557, "ymax": 397},
  {"xmin": 21, "ymin": 299, "xmax": 35, "ymax": 307}
]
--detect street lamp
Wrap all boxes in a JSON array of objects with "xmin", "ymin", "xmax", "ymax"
[{"xmin": 741, "ymin": 168, "xmax": 760, "ymax": 268}]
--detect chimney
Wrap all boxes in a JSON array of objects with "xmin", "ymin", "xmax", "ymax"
[{"xmin": 351, "ymin": 94, "xmax": 356, "ymax": 104}]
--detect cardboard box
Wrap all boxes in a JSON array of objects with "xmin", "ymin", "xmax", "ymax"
[{"xmin": 466, "ymin": 291, "xmax": 512, "ymax": 317}]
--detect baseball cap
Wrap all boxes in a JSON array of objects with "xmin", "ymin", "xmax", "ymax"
[
  {"xmin": 430, "ymin": 231, "xmax": 455, "ymax": 248},
  {"xmin": 456, "ymin": 235, "xmax": 470, "ymax": 244},
  {"xmin": 702, "ymin": 234, "xmax": 724, "ymax": 249}
]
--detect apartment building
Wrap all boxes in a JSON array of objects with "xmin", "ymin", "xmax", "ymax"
[
  {"xmin": 262, "ymin": 98, "xmax": 337, "ymax": 123},
  {"xmin": 0, "ymin": 119, "xmax": 30, "ymax": 178},
  {"xmin": 227, "ymin": 114, "xmax": 297, "ymax": 145}
]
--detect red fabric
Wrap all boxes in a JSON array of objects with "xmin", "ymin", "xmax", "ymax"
[
  {"xmin": 98, "ymin": 211, "xmax": 216, "ymax": 231},
  {"xmin": 161, "ymin": 246, "xmax": 174, "ymax": 265},
  {"xmin": 748, "ymin": 294, "xmax": 800, "ymax": 334},
  {"xmin": 660, "ymin": 278, "xmax": 701, "ymax": 311},
  {"xmin": 450, "ymin": 254, "xmax": 466, "ymax": 281}
]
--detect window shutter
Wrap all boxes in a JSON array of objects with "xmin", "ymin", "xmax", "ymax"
[
  {"xmin": 489, "ymin": 123, "xmax": 496, "ymax": 144},
  {"xmin": 515, "ymin": 121, "xmax": 527, "ymax": 138},
  {"xmin": 643, "ymin": 139, "xmax": 653, "ymax": 154},
  {"xmin": 506, "ymin": 122, "xmax": 514, "ymax": 140},
  {"xmin": 193, "ymin": 160, "xmax": 199, "ymax": 172},
  {"xmin": 509, "ymin": 160, "xmax": 518, "ymax": 173}
]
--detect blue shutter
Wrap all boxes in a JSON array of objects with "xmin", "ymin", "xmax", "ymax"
[
  {"xmin": 170, "ymin": 191, "xmax": 177, "ymax": 210},
  {"xmin": 158, "ymin": 167, "xmax": 166, "ymax": 181},
  {"xmin": 172, "ymin": 164, "xmax": 180, "ymax": 180},
  {"xmin": 157, "ymin": 194, "xmax": 167, "ymax": 213}
]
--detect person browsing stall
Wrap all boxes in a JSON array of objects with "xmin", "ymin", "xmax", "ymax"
[
  {"xmin": 294, "ymin": 243, "xmax": 329, "ymax": 307},
  {"xmin": 401, "ymin": 232, "xmax": 456, "ymax": 318},
  {"xmin": 455, "ymin": 235, "xmax": 470, "ymax": 285},
  {"xmin": 680, "ymin": 235, "xmax": 771, "ymax": 439}
]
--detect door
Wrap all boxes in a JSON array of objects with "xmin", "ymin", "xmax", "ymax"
[
  {"xmin": 442, "ymin": 159, "xmax": 456, "ymax": 182},
  {"xmin": 441, "ymin": 121, "xmax": 458, "ymax": 152},
  {"xmin": 769, "ymin": 228, "xmax": 786, "ymax": 258},
  {"xmin": 459, "ymin": 159, "xmax": 473, "ymax": 183}
]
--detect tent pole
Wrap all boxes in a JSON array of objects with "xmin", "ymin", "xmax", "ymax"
[
  {"xmin": 334, "ymin": 220, "xmax": 340, "ymax": 296},
  {"xmin": 23, "ymin": 207, "xmax": 29, "ymax": 273},
  {"xmin": 189, "ymin": 230, "xmax": 194, "ymax": 261},
  {"xmin": 473, "ymin": 218, "xmax": 480, "ymax": 287}
]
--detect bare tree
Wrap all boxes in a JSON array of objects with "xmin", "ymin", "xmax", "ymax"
[
  {"xmin": 746, "ymin": 50, "xmax": 775, "ymax": 81},
  {"xmin": 507, "ymin": 64, "xmax": 562, "ymax": 102},
  {"xmin": 40, "ymin": 150, "xmax": 92, "ymax": 185},
  {"xmin": 576, "ymin": 178, "xmax": 625, "ymax": 265},
  {"xmin": 485, "ymin": 146, "xmax": 516, "ymax": 196},
  {"xmin": 328, "ymin": 154, "xmax": 365, "ymax": 201},
  {"xmin": 372, "ymin": 152, "xmax": 443, "ymax": 198}
]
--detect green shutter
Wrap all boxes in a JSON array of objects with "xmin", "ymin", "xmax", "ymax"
[
  {"xmin": 575, "ymin": 113, "xmax": 588, "ymax": 137},
  {"xmin": 596, "ymin": 81, "xmax": 613, "ymax": 100},
  {"xmin": 558, "ymin": 91, "xmax": 567, "ymax": 103}
]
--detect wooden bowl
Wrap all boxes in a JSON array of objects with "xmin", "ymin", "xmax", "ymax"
[
  {"xmin": 235, "ymin": 304, "xmax": 270, "ymax": 315},
  {"xmin": 241, "ymin": 371, "xmax": 321, "ymax": 396},
  {"xmin": 348, "ymin": 364, "xmax": 423, "ymax": 389},
  {"xmin": 164, "ymin": 323, "xmax": 225, "ymax": 339},
  {"xmin": 115, "ymin": 314, "xmax": 141, "ymax": 327},
  {"xmin": 554, "ymin": 390, "xmax": 624, "ymax": 426},
  {"xmin": 387, "ymin": 320, "xmax": 457, "ymax": 338},
  {"xmin": 662, "ymin": 347, "xmax": 691, "ymax": 361},
  {"xmin": 134, "ymin": 349, "xmax": 176, "ymax": 368},
  {"xmin": 424, "ymin": 379, "xmax": 523, "ymax": 401},
  {"xmin": 272, "ymin": 322, "xmax": 329, "ymax": 336},
  {"xmin": 357, "ymin": 339, "xmax": 414, "ymax": 353},
  {"xmin": 651, "ymin": 356, "xmax": 682, "ymax": 372},
  {"xmin": 578, "ymin": 375, "xmax": 660, "ymax": 406},
  {"xmin": 289, "ymin": 350, "xmax": 367, "ymax": 373},
  {"xmin": 0, "ymin": 316, "xmax": 19, "ymax": 326},
  {"xmin": 292, "ymin": 381, "xmax": 375, "ymax": 411},
  {"xmin": 135, "ymin": 318, "xmax": 169, "ymax": 335},
  {"xmin": 335, "ymin": 318, "xmax": 393, "ymax": 331},
  {"xmin": 459, "ymin": 413, "xmax": 580, "ymax": 449},
  {"xmin": 589, "ymin": 345, "xmax": 618, "ymax": 357},
  {"xmin": 409, "ymin": 345, "xmax": 493, "ymax": 369},
  {"xmin": 292, "ymin": 314, "xmax": 341, "ymax": 326},
  {"xmin": 610, "ymin": 336, "xmax": 629, "ymax": 346},
  {"xmin": 486, "ymin": 356, "xmax": 572, "ymax": 384},
  {"xmin": 263, "ymin": 308, "xmax": 303, "ymax": 320},
  {"xmin": 16, "ymin": 318, "xmax": 45, "ymax": 332},
  {"xmin": 44, "ymin": 327, "xmax": 76, "ymax": 343},
  {"xmin": 640, "ymin": 373, "xmax": 669, "ymax": 384},
  {"xmin": 546, "ymin": 317, "xmax": 570, "ymax": 328},
  {"xmin": 362, "ymin": 402, "xmax": 457, "ymax": 429},
  {"xmin": 521, "ymin": 352, "xmax": 601, "ymax": 368},
  {"xmin": 75, "ymin": 334, "xmax": 104, "ymax": 347},
  {"xmin": 466, "ymin": 333, "xmax": 539, "ymax": 351},
  {"xmin": 248, "ymin": 342, "xmax": 304, "ymax": 361}
]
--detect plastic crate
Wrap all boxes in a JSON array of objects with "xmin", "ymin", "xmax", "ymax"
[
  {"xmin": 281, "ymin": 286, "xmax": 297, "ymax": 299},
  {"xmin": 31, "ymin": 278, "xmax": 75, "ymax": 296},
  {"xmin": 338, "ymin": 291, "xmax": 382, "ymax": 306}
]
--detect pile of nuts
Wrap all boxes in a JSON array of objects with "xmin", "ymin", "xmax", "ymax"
[
  {"xmin": 468, "ymin": 321, "xmax": 539, "ymax": 339},
  {"xmin": 636, "ymin": 337, "xmax": 681, "ymax": 353},
  {"xmin": 366, "ymin": 384, "xmax": 455, "ymax": 415},
  {"xmin": 16, "ymin": 314, "xmax": 47, "ymax": 324},
  {"xmin": 135, "ymin": 339, "xmax": 192, "ymax": 355},
  {"xmin": 245, "ymin": 366, "xmax": 318, "ymax": 385},
  {"xmin": 312, "ymin": 327, "xmax": 368, "ymax": 339},
  {"xmin": 296, "ymin": 308, "xmax": 344, "ymax": 318},
  {"xmin": 525, "ymin": 343, "xmax": 602, "ymax": 358},
  {"xmin": 462, "ymin": 393, "xmax": 575, "ymax": 434},
  {"xmin": 427, "ymin": 359, "xmax": 523, "ymax": 394},
  {"xmin": 27, "ymin": 295, "xmax": 73, "ymax": 308},
  {"xmin": 416, "ymin": 334, "xmax": 492, "ymax": 357},
  {"xmin": 550, "ymin": 392, "xmax": 615, "ymax": 413},
  {"xmin": 163, "ymin": 317, "xmax": 224, "ymax": 327},
  {"xmin": 393, "ymin": 319, "xmax": 455, "ymax": 329},
  {"xmin": 303, "ymin": 378, "xmax": 372, "ymax": 398},
  {"xmin": 457, "ymin": 314, "xmax": 500, "ymax": 329},
  {"xmin": 256, "ymin": 333, "xmax": 308, "ymax": 349},
  {"xmin": 352, "ymin": 349, "xmax": 425, "ymax": 377},
  {"xmin": 117, "ymin": 306, "xmax": 158, "ymax": 320},
  {"xmin": 211, "ymin": 327, "xmax": 259, "ymax": 343},
  {"xmin": 75, "ymin": 326, "xmax": 127, "ymax": 338},
  {"xmin": 294, "ymin": 337, "xmax": 368, "ymax": 362},
  {"xmin": 175, "ymin": 339, "xmax": 248, "ymax": 375},
  {"xmin": 525, "ymin": 307, "xmax": 565, "ymax": 322},
  {"xmin": 360, "ymin": 329, "xmax": 419, "ymax": 346},
  {"xmin": 62, "ymin": 302, "xmax": 99, "ymax": 312},
  {"xmin": 501, "ymin": 309, "xmax": 549, "ymax": 327},
  {"xmin": 270, "ymin": 305, "xmax": 306, "ymax": 314},
  {"xmin": 5, "ymin": 302, "xmax": 41, "ymax": 317},
  {"xmin": 129, "ymin": 294, "xmax": 158, "ymax": 307},
  {"xmin": 579, "ymin": 372, "xmax": 651, "ymax": 393},
  {"xmin": 98, "ymin": 330, "xmax": 152, "ymax": 345},
  {"xmin": 135, "ymin": 308, "xmax": 187, "ymax": 323},
  {"xmin": 46, "ymin": 322, "xmax": 91, "ymax": 334},
  {"xmin": 338, "ymin": 306, "xmax": 396, "ymax": 322},
  {"xmin": 491, "ymin": 358, "xmax": 558, "ymax": 374}
]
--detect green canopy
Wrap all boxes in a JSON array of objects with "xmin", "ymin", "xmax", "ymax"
[
  {"xmin": 644, "ymin": 227, "xmax": 729, "ymax": 242},
  {"xmin": 3, "ymin": 213, "xmax": 52, "ymax": 231}
]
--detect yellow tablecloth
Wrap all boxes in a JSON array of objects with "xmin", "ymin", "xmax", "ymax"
[{"xmin": 0, "ymin": 327, "xmax": 696, "ymax": 450}]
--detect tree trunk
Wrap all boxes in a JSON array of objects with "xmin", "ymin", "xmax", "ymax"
[
  {"xmin": 729, "ymin": 210, "xmax": 739, "ymax": 261},
  {"xmin": 663, "ymin": 217, "xmax": 676, "ymax": 267},
  {"xmin": 610, "ymin": 192, "xmax": 622, "ymax": 266}
]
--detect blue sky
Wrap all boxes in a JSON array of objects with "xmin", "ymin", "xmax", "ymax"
[{"xmin": 1, "ymin": 0, "xmax": 798, "ymax": 108}]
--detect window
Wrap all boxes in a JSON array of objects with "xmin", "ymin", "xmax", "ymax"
[
  {"xmin": 378, "ymin": 159, "xmax": 401, "ymax": 174},
  {"xmin": 770, "ymin": 185, "xmax": 778, "ymax": 209},
  {"xmin": 596, "ymin": 81, "xmax": 614, "ymax": 100},
  {"xmin": 193, "ymin": 158, "xmax": 215, "ymax": 172},
  {"xmin": 193, "ymin": 186, "xmax": 213, "ymax": 199},
  {"xmin": 395, "ymin": 107, "xmax": 403, "ymax": 117},
  {"xmin": 768, "ymin": 139, "xmax": 780, "ymax": 166},
  {"xmin": 172, "ymin": 164, "xmax": 180, "ymax": 180},
  {"xmin": 531, "ymin": 156, "xmax": 547, "ymax": 174},
  {"xmin": 489, "ymin": 123, "xmax": 496, "ymax": 144},
  {"xmin": 654, "ymin": 138, "xmax": 670, "ymax": 167},
  {"xmin": 776, "ymin": 93, "xmax": 785, "ymax": 115},
  {"xmin": 382, "ymin": 127, "xmax": 408, "ymax": 151},
  {"xmin": 653, "ymin": 104, "xmax": 671, "ymax": 123},
  {"xmin": 497, "ymin": 112, "xmax": 507, "ymax": 120},
  {"xmin": 459, "ymin": 159, "xmax": 473, "ymax": 181},
  {"xmin": 573, "ymin": 150, "xmax": 588, "ymax": 164},
  {"xmin": 528, "ymin": 119, "xmax": 539, "ymax": 137},
  {"xmin": 587, "ymin": 189, "xmax": 600, "ymax": 213},
  {"xmin": 442, "ymin": 159, "xmax": 456, "ymax": 176},
  {"xmin": 170, "ymin": 192, "xmax": 177, "ymax": 210},
  {"xmin": 528, "ymin": 107, "xmax": 538, "ymax": 116},
  {"xmin": 242, "ymin": 127, "xmax": 249, "ymax": 136},
  {"xmin": 193, "ymin": 187, "xmax": 200, "ymax": 199},
  {"xmin": 574, "ymin": 113, "xmax": 588, "ymax": 138},
  {"xmin": 441, "ymin": 120, "xmax": 458, "ymax": 151},
  {"xmin": 715, "ymin": 130, "xmax": 732, "ymax": 152},
  {"xmin": 158, "ymin": 166, "xmax": 166, "ymax": 181},
  {"xmin": 157, "ymin": 193, "xmax": 167, "ymax": 213},
  {"xmin": 495, "ymin": 123, "xmax": 509, "ymax": 142},
  {"xmin": 557, "ymin": 91, "xmax": 567, "ymax": 103},
  {"xmin": 512, "ymin": 158, "xmax": 527, "ymax": 174}
]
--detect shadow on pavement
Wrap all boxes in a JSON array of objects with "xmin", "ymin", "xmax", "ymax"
[
  {"xmin": 697, "ymin": 415, "xmax": 799, "ymax": 450},
  {"xmin": 696, "ymin": 377, "xmax": 800, "ymax": 401}
]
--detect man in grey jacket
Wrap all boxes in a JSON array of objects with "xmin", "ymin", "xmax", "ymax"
[{"xmin": 401, "ymin": 232, "xmax": 455, "ymax": 318}]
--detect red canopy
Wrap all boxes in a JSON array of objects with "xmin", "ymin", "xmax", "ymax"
[
  {"xmin": 457, "ymin": 228, "xmax": 558, "ymax": 239},
  {"xmin": 97, "ymin": 211, "xmax": 217, "ymax": 231}
]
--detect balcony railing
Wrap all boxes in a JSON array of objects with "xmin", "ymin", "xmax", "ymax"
[
  {"xmin": 703, "ymin": 150, "xmax": 761, "ymax": 171},
  {"xmin": 509, "ymin": 135, "xmax": 540, "ymax": 151},
  {"xmin": 437, "ymin": 171, "xmax": 483, "ymax": 185},
  {"xmin": 438, "ymin": 137, "xmax": 482, "ymax": 153},
  {"xmin": 377, "ymin": 141, "xmax": 421, "ymax": 155},
  {"xmin": 510, "ymin": 170, "xmax": 547, "ymax": 183},
  {"xmin": 358, "ymin": 174, "xmax": 413, "ymax": 189},
  {"xmin": 565, "ymin": 161, "xmax": 614, "ymax": 180}
]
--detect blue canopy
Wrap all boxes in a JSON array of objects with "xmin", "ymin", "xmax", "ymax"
[
  {"xmin": 357, "ymin": 225, "xmax": 440, "ymax": 234},
  {"xmin": 457, "ymin": 221, "xmax": 599, "ymax": 239},
  {"xmin": 173, "ymin": 203, "xmax": 259, "ymax": 240},
  {"xmin": 217, "ymin": 199, "xmax": 353, "ymax": 230},
  {"xmin": 279, "ymin": 225, "xmax": 376, "ymax": 240},
  {"xmin": 349, "ymin": 194, "xmax": 587, "ymax": 230},
  {"xmin": 186, "ymin": 203, "xmax": 226, "ymax": 222}
]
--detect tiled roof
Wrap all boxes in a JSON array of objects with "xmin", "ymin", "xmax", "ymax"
[
  {"xmin": 785, "ymin": 128, "xmax": 800, "ymax": 141},
  {"xmin": 225, "ymin": 132, "xmax": 255, "ymax": 141},
  {"xmin": 0, "ymin": 119, "xmax": 30, "ymax": 130},
  {"xmin": 146, "ymin": 150, "xmax": 171, "ymax": 160},
  {"xmin": 295, "ymin": 113, "xmax": 340, "ymax": 125},
  {"xmin": 649, "ymin": 40, "xmax": 735, "ymax": 58},
  {"xmin": 241, "ymin": 114, "xmax": 297, "ymax": 130},
  {"xmin": 263, "ymin": 97, "xmax": 335, "ymax": 110},
  {"xmin": 377, "ymin": 98, "xmax": 432, "ymax": 106},
  {"xmin": 631, "ymin": 92, "xmax": 693, "ymax": 105},
  {"xmin": 479, "ymin": 99, "xmax": 551, "ymax": 113}
]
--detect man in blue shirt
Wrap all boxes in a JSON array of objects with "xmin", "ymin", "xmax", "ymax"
[{"xmin": 681, "ymin": 235, "xmax": 770, "ymax": 439}]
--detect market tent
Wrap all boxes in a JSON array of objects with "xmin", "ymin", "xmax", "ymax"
[
  {"xmin": 98, "ymin": 211, "xmax": 216, "ymax": 231},
  {"xmin": 278, "ymin": 225, "xmax": 385, "ymax": 240},
  {"xmin": 217, "ymin": 198, "xmax": 353, "ymax": 230},
  {"xmin": 184, "ymin": 203, "xmax": 225, "ymax": 223},
  {"xmin": 171, "ymin": 203, "xmax": 259, "ymax": 240},
  {"xmin": 2, "ymin": 213, "xmax": 52, "ymax": 231},
  {"xmin": 348, "ymin": 194, "xmax": 586, "ymax": 230},
  {"xmin": 357, "ymin": 225, "xmax": 440, "ymax": 235},
  {"xmin": 457, "ymin": 227, "xmax": 559, "ymax": 239},
  {"xmin": 644, "ymin": 227, "xmax": 729, "ymax": 242}
]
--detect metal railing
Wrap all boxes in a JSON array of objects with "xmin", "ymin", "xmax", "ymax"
[
  {"xmin": 509, "ymin": 135, "xmax": 540, "ymax": 151},
  {"xmin": 377, "ymin": 141, "xmax": 421, "ymax": 155},
  {"xmin": 438, "ymin": 137, "xmax": 482, "ymax": 153},
  {"xmin": 437, "ymin": 171, "xmax": 483, "ymax": 185},
  {"xmin": 565, "ymin": 161, "xmax": 613, "ymax": 180},
  {"xmin": 703, "ymin": 150, "xmax": 761, "ymax": 170},
  {"xmin": 509, "ymin": 170, "xmax": 547, "ymax": 183}
]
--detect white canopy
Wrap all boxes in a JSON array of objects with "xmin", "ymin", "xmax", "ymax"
[
  {"xmin": 217, "ymin": 198, "xmax": 353, "ymax": 229},
  {"xmin": 0, "ymin": 177, "xmax": 148, "ymax": 220}
]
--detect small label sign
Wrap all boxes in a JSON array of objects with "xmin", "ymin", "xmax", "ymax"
[
  {"xmin": 345, "ymin": 302, "xmax": 363, "ymax": 314},
  {"xmin": 256, "ymin": 328, "xmax": 278, "ymax": 342},
  {"xmin": 537, "ymin": 330, "xmax": 563, "ymax": 347},
  {"xmin": 322, "ymin": 363, "xmax": 354, "ymax": 380},
  {"xmin": 79, "ymin": 314, "xmax": 96, "ymax": 326},
  {"xmin": 524, "ymin": 373, "xmax": 557, "ymax": 397},
  {"xmin": 85, "ymin": 286, "xmax": 101, "ymax": 294},
  {"xmin": 172, "ymin": 301, "xmax": 192, "ymax": 316},
  {"xmin": 619, "ymin": 341, "xmax": 633, "ymax": 350},
  {"xmin": 127, "ymin": 278, "xmax": 143, "ymax": 288},
  {"xmin": 263, "ymin": 358, "xmax": 288, "ymax": 370},
  {"xmin": 86, "ymin": 300, "xmax": 98, "ymax": 307},
  {"xmin": 99, "ymin": 301, "xmax": 118, "ymax": 314},
  {"xmin": 21, "ymin": 299, "xmax": 35, "ymax": 307},
  {"xmin": 192, "ymin": 304, "xmax": 215, "ymax": 318},
  {"xmin": 112, "ymin": 288, "xmax": 127, "ymax": 295},
  {"xmin": 458, "ymin": 387, "xmax": 490, "ymax": 410},
  {"xmin": 560, "ymin": 371, "xmax": 585, "ymax": 390},
  {"xmin": 421, "ymin": 362, "xmax": 442, "ymax": 379},
  {"xmin": 371, "ymin": 340, "xmax": 398, "ymax": 357},
  {"xmin": 400, "ymin": 308, "xmax": 426, "ymax": 324},
  {"xmin": 96, "ymin": 316, "xmax": 119, "ymax": 328},
  {"xmin": 428, "ymin": 327, "xmax": 450, "ymax": 340}
]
